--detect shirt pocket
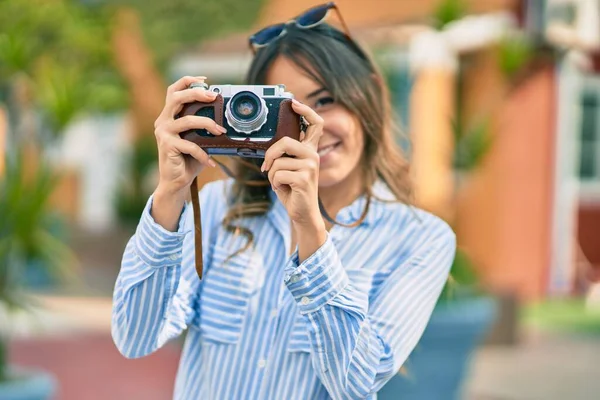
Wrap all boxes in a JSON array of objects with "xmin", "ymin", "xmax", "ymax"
[
  {"xmin": 196, "ymin": 244, "xmax": 264, "ymax": 344},
  {"xmin": 287, "ymin": 312, "xmax": 312, "ymax": 353}
]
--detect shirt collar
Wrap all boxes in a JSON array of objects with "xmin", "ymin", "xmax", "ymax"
[
  {"xmin": 337, "ymin": 179, "xmax": 397, "ymax": 227},
  {"xmin": 267, "ymin": 179, "xmax": 398, "ymax": 229}
]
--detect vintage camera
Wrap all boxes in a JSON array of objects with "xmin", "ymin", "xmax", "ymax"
[{"xmin": 178, "ymin": 83, "xmax": 302, "ymax": 158}]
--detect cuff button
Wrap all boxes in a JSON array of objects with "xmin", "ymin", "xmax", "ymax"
[{"xmin": 300, "ymin": 296, "xmax": 311, "ymax": 305}]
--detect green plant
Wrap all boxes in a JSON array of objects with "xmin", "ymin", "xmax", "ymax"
[
  {"xmin": 523, "ymin": 299, "xmax": 600, "ymax": 335},
  {"xmin": 441, "ymin": 66, "xmax": 496, "ymax": 300},
  {"xmin": 0, "ymin": 0, "xmax": 129, "ymax": 136},
  {"xmin": 111, "ymin": 0, "xmax": 265, "ymax": 73},
  {"xmin": 115, "ymin": 134, "xmax": 159, "ymax": 226},
  {"xmin": 441, "ymin": 118, "xmax": 493, "ymax": 299},
  {"xmin": 440, "ymin": 248, "xmax": 482, "ymax": 302},
  {"xmin": 0, "ymin": 149, "xmax": 77, "ymax": 382},
  {"xmin": 433, "ymin": 0, "xmax": 468, "ymax": 30},
  {"xmin": 452, "ymin": 117, "xmax": 494, "ymax": 171},
  {"xmin": 497, "ymin": 33, "xmax": 535, "ymax": 81}
]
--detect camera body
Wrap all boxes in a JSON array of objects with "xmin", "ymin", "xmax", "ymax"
[{"xmin": 178, "ymin": 83, "xmax": 301, "ymax": 158}]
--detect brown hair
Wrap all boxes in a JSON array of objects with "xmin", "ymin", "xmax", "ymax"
[{"xmin": 221, "ymin": 23, "xmax": 412, "ymax": 252}]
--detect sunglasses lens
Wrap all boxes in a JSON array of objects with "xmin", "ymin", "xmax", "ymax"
[
  {"xmin": 251, "ymin": 24, "xmax": 285, "ymax": 46},
  {"xmin": 296, "ymin": 4, "xmax": 331, "ymax": 27}
]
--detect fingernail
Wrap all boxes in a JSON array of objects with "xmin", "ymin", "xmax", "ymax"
[
  {"xmin": 292, "ymin": 99, "xmax": 301, "ymax": 105},
  {"xmin": 196, "ymin": 76, "xmax": 207, "ymax": 80},
  {"xmin": 260, "ymin": 161, "xmax": 265, "ymax": 172},
  {"xmin": 216, "ymin": 124, "xmax": 227, "ymax": 134},
  {"xmin": 208, "ymin": 158, "xmax": 217, "ymax": 168},
  {"xmin": 208, "ymin": 91, "xmax": 218, "ymax": 97}
]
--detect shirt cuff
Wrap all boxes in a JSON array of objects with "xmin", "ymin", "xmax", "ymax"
[
  {"xmin": 283, "ymin": 234, "xmax": 349, "ymax": 314},
  {"xmin": 133, "ymin": 194, "xmax": 191, "ymax": 268}
]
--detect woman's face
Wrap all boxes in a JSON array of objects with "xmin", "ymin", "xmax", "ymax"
[{"xmin": 265, "ymin": 56, "xmax": 364, "ymax": 188}]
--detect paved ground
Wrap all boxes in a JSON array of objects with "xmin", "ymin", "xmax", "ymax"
[
  {"xmin": 11, "ymin": 334, "xmax": 181, "ymax": 400},
  {"xmin": 8, "ymin": 295, "xmax": 600, "ymax": 400},
  {"xmin": 466, "ymin": 329, "xmax": 600, "ymax": 400}
]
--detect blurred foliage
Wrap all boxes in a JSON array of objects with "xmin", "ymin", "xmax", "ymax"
[
  {"xmin": 440, "ymin": 248, "xmax": 482, "ymax": 302},
  {"xmin": 112, "ymin": 0, "xmax": 265, "ymax": 226},
  {"xmin": 524, "ymin": 299, "xmax": 600, "ymax": 335},
  {"xmin": 433, "ymin": 0, "xmax": 467, "ymax": 30},
  {"xmin": 0, "ymin": 0, "xmax": 128, "ymax": 132},
  {"xmin": 452, "ymin": 117, "xmax": 494, "ymax": 171},
  {"xmin": 0, "ymin": 0, "xmax": 266, "ymax": 129},
  {"xmin": 497, "ymin": 33, "xmax": 535, "ymax": 81},
  {"xmin": 115, "ymin": 134, "xmax": 159, "ymax": 226},
  {"xmin": 110, "ymin": 0, "xmax": 265, "ymax": 73},
  {"xmin": 0, "ymin": 148, "xmax": 78, "ymax": 381},
  {"xmin": 0, "ymin": 151, "xmax": 78, "ymax": 307}
]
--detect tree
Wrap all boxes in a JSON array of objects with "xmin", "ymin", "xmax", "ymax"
[{"xmin": 0, "ymin": 0, "xmax": 128, "ymax": 137}]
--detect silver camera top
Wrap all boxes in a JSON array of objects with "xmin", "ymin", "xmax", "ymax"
[
  {"xmin": 187, "ymin": 83, "xmax": 294, "ymax": 136},
  {"xmin": 207, "ymin": 84, "xmax": 293, "ymax": 99}
]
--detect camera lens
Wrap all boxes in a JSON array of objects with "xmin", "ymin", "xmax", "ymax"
[
  {"xmin": 225, "ymin": 91, "xmax": 268, "ymax": 134},
  {"xmin": 233, "ymin": 95, "xmax": 258, "ymax": 120}
]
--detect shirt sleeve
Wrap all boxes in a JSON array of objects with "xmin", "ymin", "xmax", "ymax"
[
  {"xmin": 283, "ymin": 221, "xmax": 456, "ymax": 399},
  {"xmin": 111, "ymin": 181, "xmax": 223, "ymax": 359}
]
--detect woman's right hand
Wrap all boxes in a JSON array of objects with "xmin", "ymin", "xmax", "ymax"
[{"xmin": 153, "ymin": 75, "xmax": 227, "ymax": 199}]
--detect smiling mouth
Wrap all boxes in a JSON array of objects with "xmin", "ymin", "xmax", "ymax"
[{"xmin": 317, "ymin": 142, "xmax": 341, "ymax": 157}]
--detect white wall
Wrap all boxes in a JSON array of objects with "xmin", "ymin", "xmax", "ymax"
[{"xmin": 55, "ymin": 113, "xmax": 132, "ymax": 233}]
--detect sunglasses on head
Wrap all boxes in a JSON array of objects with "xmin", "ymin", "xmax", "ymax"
[{"xmin": 248, "ymin": 2, "xmax": 351, "ymax": 53}]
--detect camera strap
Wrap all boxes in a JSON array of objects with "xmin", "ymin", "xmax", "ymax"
[
  {"xmin": 189, "ymin": 176, "xmax": 204, "ymax": 279},
  {"xmin": 187, "ymin": 158, "xmax": 264, "ymax": 280},
  {"xmin": 188, "ymin": 159, "xmax": 370, "ymax": 281}
]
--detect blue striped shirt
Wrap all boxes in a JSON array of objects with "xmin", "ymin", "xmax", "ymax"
[{"xmin": 111, "ymin": 178, "xmax": 456, "ymax": 399}]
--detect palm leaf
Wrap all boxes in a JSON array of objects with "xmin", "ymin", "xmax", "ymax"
[{"xmin": 0, "ymin": 148, "xmax": 79, "ymax": 311}]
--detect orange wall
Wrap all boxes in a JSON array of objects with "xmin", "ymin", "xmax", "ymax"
[
  {"xmin": 49, "ymin": 167, "xmax": 81, "ymax": 224},
  {"xmin": 257, "ymin": 0, "xmax": 518, "ymax": 28},
  {"xmin": 410, "ymin": 69, "xmax": 455, "ymax": 221},
  {"xmin": 455, "ymin": 65, "xmax": 557, "ymax": 300}
]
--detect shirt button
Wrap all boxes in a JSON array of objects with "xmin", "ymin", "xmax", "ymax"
[
  {"xmin": 257, "ymin": 359, "xmax": 266, "ymax": 368},
  {"xmin": 168, "ymin": 254, "xmax": 179, "ymax": 261},
  {"xmin": 301, "ymin": 296, "xmax": 311, "ymax": 305},
  {"xmin": 290, "ymin": 274, "xmax": 300, "ymax": 283},
  {"xmin": 270, "ymin": 309, "xmax": 278, "ymax": 318}
]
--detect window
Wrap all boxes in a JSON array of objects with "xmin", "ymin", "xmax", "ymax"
[
  {"xmin": 579, "ymin": 77, "xmax": 600, "ymax": 182},
  {"xmin": 378, "ymin": 50, "xmax": 412, "ymax": 153}
]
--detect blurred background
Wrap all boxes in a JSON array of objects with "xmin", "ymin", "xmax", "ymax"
[{"xmin": 1, "ymin": 0, "xmax": 600, "ymax": 399}]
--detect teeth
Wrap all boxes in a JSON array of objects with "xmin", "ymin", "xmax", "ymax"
[{"xmin": 318, "ymin": 143, "xmax": 337, "ymax": 157}]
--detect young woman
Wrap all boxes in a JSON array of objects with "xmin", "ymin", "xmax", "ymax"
[{"xmin": 111, "ymin": 3, "xmax": 456, "ymax": 399}]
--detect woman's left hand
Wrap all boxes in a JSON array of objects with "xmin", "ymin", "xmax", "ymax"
[{"xmin": 261, "ymin": 99, "xmax": 324, "ymax": 231}]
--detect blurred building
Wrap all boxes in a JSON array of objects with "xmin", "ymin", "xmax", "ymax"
[
  {"xmin": 20, "ymin": 0, "xmax": 597, "ymax": 300},
  {"xmin": 172, "ymin": 0, "xmax": 600, "ymax": 300}
]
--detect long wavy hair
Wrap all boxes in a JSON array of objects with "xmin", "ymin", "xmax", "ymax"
[{"xmin": 221, "ymin": 23, "xmax": 412, "ymax": 251}]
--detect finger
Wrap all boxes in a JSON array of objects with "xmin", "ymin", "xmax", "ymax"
[
  {"xmin": 156, "ymin": 76, "xmax": 209, "ymax": 127},
  {"xmin": 299, "ymin": 130, "xmax": 306, "ymax": 142},
  {"xmin": 272, "ymin": 170, "xmax": 308, "ymax": 190},
  {"xmin": 261, "ymin": 137, "xmax": 316, "ymax": 172},
  {"xmin": 169, "ymin": 88, "xmax": 219, "ymax": 117},
  {"xmin": 292, "ymin": 99, "xmax": 324, "ymax": 150},
  {"xmin": 267, "ymin": 157, "xmax": 305, "ymax": 185},
  {"xmin": 305, "ymin": 121, "xmax": 324, "ymax": 148},
  {"xmin": 167, "ymin": 75, "xmax": 207, "ymax": 96},
  {"xmin": 168, "ymin": 115, "xmax": 226, "ymax": 136},
  {"xmin": 170, "ymin": 137, "xmax": 215, "ymax": 167}
]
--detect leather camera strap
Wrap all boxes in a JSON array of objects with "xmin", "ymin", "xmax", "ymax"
[
  {"xmin": 188, "ymin": 158, "xmax": 262, "ymax": 280},
  {"xmin": 189, "ymin": 176, "xmax": 204, "ymax": 279},
  {"xmin": 188, "ymin": 159, "xmax": 369, "ymax": 280}
]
